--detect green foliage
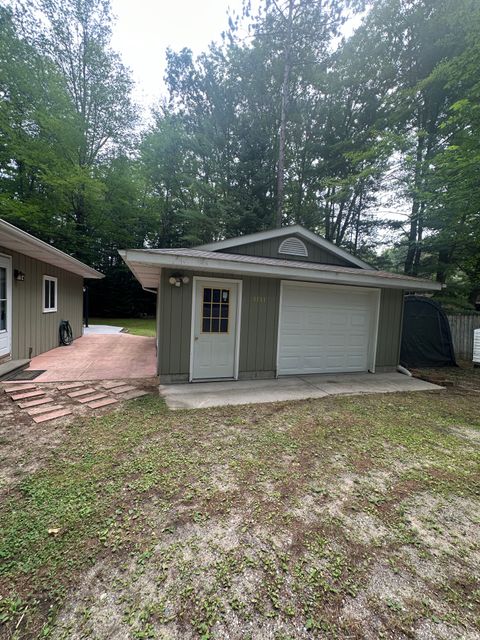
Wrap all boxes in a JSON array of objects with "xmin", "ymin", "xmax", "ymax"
[{"xmin": 0, "ymin": 0, "xmax": 479, "ymax": 312}]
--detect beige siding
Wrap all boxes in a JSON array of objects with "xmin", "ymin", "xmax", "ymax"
[
  {"xmin": 158, "ymin": 270, "xmax": 280, "ymax": 381},
  {"xmin": 0, "ymin": 245, "xmax": 84, "ymax": 359},
  {"xmin": 375, "ymin": 288, "xmax": 404, "ymax": 369},
  {"xmin": 222, "ymin": 234, "xmax": 356, "ymax": 267}
]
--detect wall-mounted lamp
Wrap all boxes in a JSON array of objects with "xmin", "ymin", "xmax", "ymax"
[
  {"xmin": 14, "ymin": 269, "xmax": 25, "ymax": 281},
  {"xmin": 168, "ymin": 273, "xmax": 190, "ymax": 288}
]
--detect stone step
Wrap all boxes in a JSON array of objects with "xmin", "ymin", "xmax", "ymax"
[
  {"xmin": 3, "ymin": 383, "xmax": 38, "ymax": 393},
  {"xmin": 68, "ymin": 387, "xmax": 97, "ymax": 398},
  {"xmin": 111, "ymin": 385, "xmax": 137, "ymax": 395},
  {"xmin": 76, "ymin": 393, "xmax": 107, "ymax": 404},
  {"xmin": 18, "ymin": 396, "xmax": 53, "ymax": 409},
  {"xmin": 27, "ymin": 404, "xmax": 63, "ymax": 416},
  {"xmin": 57, "ymin": 382, "xmax": 85, "ymax": 390},
  {"xmin": 87, "ymin": 397, "xmax": 118, "ymax": 409},
  {"xmin": 102, "ymin": 381, "xmax": 127, "ymax": 389},
  {"xmin": 10, "ymin": 389, "xmax": 45, "ymax": 401},
  {"xmin": 0, "ymin": 359, "xmax": 31, "ymax": 381},
  {"xmin": 32, "ymin": 408, "xmax": 72, "ymax": 423},
  {"xmin": 122, "ymin": 390, "xmax": 149, "ymax": 401}
]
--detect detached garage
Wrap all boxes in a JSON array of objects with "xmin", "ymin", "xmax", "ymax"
[{"xmin": 119, "ymin": 225, "xmax": 442, "ymax": 383}]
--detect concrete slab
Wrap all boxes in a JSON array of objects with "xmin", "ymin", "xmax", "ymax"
[
  {"xmin": 83, "ymin": 324, "xmax": 123, "ymax": 335},
  {"xmin": 160, "ymin": 372, "xmax": 444, "ymax": 410},
  {"xmin": 24, "ymin": 333, "xmax": 157, "ymax": 382}
]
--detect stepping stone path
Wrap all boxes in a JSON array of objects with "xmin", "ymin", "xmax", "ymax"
[{"xmin": 1, "ymin": 379, "xmax": 151, "ymax": 424}]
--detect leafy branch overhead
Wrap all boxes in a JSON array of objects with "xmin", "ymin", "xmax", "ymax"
[{"xmin": 0, "ymin": 0, "xmax": 479, "ymax": 311}]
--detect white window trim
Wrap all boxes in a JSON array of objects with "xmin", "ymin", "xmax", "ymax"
[
  {"xmin": 43, "ymin": 275, "xmax": 58, "ymax": 313},
  {"xmin": 0, "ymin": 253, "xmax": 12, "ymax": 357}
]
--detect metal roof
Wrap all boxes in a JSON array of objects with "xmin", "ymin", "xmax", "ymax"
[
  {"xmin": 119, "ymin": 247, "xmax": 442, "ymax": 292},
  {"xmin": 0, "ymin": 219, "xmax": 103, "ymax": 279}
]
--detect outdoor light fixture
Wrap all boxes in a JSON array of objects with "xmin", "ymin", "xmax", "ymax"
[
  {"xmin": 168, "ymin": 273, "xmax": 190, "ymax": 287},
  {"xmin": 14, "ymin": 269, "xmax": 25, "ymax": 281}
]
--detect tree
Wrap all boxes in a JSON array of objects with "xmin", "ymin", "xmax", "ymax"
[{"xmin": 13, "ymin": 0, "xmax": 137, "ymax": 262}]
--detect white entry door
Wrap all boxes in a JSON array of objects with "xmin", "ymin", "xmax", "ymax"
[
  {"xmin": 278, "ymin": 282, "xmax": 379, "ymax": 375},
  {"xmin": 191, "ymin": 278, "xmax": 240, "ymax": 380},
  {"xmin": 0, "ymin": 255, "xmax": 12, "ymax": 358}
]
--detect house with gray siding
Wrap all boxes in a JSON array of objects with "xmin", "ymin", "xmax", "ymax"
[
  {"xmin": 119, "ymin": 225, "xmax": 442, "ymax": 383},
  {"xmin": 0, "ymin": 219, "xmax": 103, "ymax": 370}
]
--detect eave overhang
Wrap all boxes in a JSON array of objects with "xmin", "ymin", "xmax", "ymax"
[
  {"xmin": 119, "ymin": 248, "xmax": 443, "ymax": 292},
  {"xmin": 0, "ymin": 218, "xmax": 103, "ymax": 279}
]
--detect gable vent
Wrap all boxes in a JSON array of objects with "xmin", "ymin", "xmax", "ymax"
[{"xmin": 278, "ymin": 237, "xmax": 308, "ymax": 257}]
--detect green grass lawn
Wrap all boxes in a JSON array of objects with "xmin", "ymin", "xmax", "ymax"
[
  {"xmin": 0, "ymin": 368, "xmax": 479, "ymax": 639},
  {"xmin": 89, "ymin": 317, "xmax": 156, "ymax": 337}
]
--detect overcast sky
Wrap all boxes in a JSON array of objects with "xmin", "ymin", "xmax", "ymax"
[{"xmin": 110, "ymin": 0, "xmax": 250, "ymax": 111}]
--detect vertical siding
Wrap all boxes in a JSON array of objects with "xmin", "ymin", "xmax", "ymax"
[
  {"xmin": 158, "ymin": 268, "xmax": 404, "ymax": 380},
  {"xmin": 158, "ymin": 269, "xmax": 280, "ymax": 380},
  {"xmin": 0, "ymin": 245, "xmax": 84, "ymax": 360},
  {"xmin": 375, "ymin": 288, "xmax": 404, "ymax": 369},
  {"xmin": 222, "ymin": 235, "xmax": 355, "ymax": 267},
  {"xmin": 446, "ymin": 314, "xmax": 480, "ymax": 360}
]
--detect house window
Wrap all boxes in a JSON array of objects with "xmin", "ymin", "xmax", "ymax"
[
  {"xmin": 278, "ymin": 237, "xmax": 308, "ymax": 257},
  {"xmin": 43, "ymin": 275, "xmax": 57, "ymax": 313},
  {"xmin": 202, "ymin": 287, "xmax": 229, "ymax": 333}
]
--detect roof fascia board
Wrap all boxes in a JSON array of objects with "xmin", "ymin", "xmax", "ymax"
[
  {"xmin": 0, "ymin": 219, "xmax": 103, "ymax": 279},
  {"xmin": 120, "ymin": 249, "xmax": 442, "ymax": 292},
  {"xmin": 197, "ymin": 225, "xmax": 372, "ymax": 270}
]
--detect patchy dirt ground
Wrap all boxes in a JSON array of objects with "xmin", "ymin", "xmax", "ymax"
[
  {"xmin": 0, "ymin": 378, "xmax": 158, "ymax": 498},
  {"xmin": 0, "ymin": 367, "xmax": 479, "ymax": 639}
]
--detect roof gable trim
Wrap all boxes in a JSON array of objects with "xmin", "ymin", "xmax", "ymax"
[{"xmin": 197, "ymin": 225, "xmax": 373, "ymax": 270}]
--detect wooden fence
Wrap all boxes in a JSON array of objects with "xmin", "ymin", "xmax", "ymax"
[{"xmin": 447, "ymin": 314, "xmax": 480, "ymax": 360}]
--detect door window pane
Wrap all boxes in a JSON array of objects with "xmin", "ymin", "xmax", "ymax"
[
  {"xmin": 0, "ymin": 300, "xmax": 6, "ymax": 331},
  {"xmin": 201, "ymin": 287, "xmax": 230, "ymax": 333},
  {"xmin": 0, "ymin": 268, "xmax": 6, "ymax": 331},
  {"xmin": 0, "ymin": 267, "xmax": 5, "ymax": 300}
]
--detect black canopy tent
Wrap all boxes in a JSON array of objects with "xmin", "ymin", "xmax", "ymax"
[{"xmin": 400, "ymin": 295, "xmax": 457, "ymax": 368}]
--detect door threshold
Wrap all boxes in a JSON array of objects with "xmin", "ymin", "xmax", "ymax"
[{"xmin": 190, "ymin": 377, "xmax": 236, "ymax": 383}]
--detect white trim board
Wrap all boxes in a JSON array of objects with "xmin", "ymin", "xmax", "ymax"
[
  {"xmin": 276, "ymin": 280, "xmax": 381, "ymax": 376},
  {"xmin": 196, "ymin": 224, "xmax": 373, "ymax": 270},
  {"xmin": 0, "ymin": 253, "xmax": 12, "ymax": 358},
  {"xmin": 189, "ymin": 276, "xmax": 243, "ymax": 382},
  {"xmin": 119, "ymin": 249, "xmax": 442, "ymax": 292}
]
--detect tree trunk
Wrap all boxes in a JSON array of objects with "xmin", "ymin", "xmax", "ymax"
[{"xmin": 275, "ymin": 0, "xmax": 294, "ymax": 229}]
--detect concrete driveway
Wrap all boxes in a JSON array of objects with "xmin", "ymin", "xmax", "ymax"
[
  {"xmin": 160, "ymin": 372, "xmax": 443, "ymax": 409},
  {"xmin": 26, "ymin": 333, "xmax": 157, "ymax": 382}
]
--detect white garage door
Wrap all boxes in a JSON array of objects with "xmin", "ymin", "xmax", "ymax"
[{"xmin": 278, "ymin": 283, "xmax": 378, "ymax": 375}]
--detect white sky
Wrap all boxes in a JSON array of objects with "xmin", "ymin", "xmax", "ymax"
[{"xmin": 110, "ymin": 0, "xmax": 250, "ymax": 111}]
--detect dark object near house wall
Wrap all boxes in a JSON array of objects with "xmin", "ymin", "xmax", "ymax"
[{"xmin": 400, "ymin": 296, "xmax": 457, "ymax": 368}]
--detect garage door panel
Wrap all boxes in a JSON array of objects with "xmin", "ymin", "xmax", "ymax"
[{"xmin": 278, "ymin": 283, "xmax": 376, "ymax": 375}]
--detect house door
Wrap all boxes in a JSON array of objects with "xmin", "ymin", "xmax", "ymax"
[
  {"xmin": 0, "ymin": 255, "xmax": 12, "ymax": 358},
  {"xmin": 191, "ymin": 278, "xmax": 240, "ymax": 380}
]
